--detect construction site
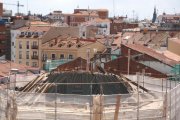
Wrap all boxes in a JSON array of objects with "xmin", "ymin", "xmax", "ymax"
[{"xmin": 0, "ymin": 68, "xmax": 179, "ymax": 120}]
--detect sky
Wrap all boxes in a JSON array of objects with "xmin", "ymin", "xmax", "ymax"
[{"xmin": 2, "ymin": 0, "xmax": 180, "ymax": 20}]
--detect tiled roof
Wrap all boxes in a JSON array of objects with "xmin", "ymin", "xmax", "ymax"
[
  {"xmin": 42, "ymin": 36, "xmax": 96, "ymax": 49},
  {"xmin": 0, "ymin": 61, "xmax": 38, "ymax": 77},
  {"xmin": 42, "ymin": 27, "xmax": 79, "ymax": 44},
  {"xmin": 93, "ymin": 18, "xmax": 110, "ymax": 23},
  {"xmin": 122, "ymin": 44, "xmax": 179, "ymax": 66},
  {"xmin": 18, "ymin": 26, "xmax": 50, "ymax": 32},
  {"xmin": 30, "ymin": 21, "xmax": 50, "ymax": 26},
  {"xmin": 162, "ymin": 50, "xmax": 180, "ymax": 62}
]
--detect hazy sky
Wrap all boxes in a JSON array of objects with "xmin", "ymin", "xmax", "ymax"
[{"xmin": 2, "ymin": 0, "xmax": 180, "ymax": 20}]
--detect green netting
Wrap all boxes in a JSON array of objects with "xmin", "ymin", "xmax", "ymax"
[{"xmin": 43, "ymin": 59, "xmax": 73, "ymax": 72}]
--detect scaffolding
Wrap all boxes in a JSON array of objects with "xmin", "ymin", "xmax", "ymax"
[
  {"xmin": 1, "ymin": 74, "xmax": 180, "ymax": 120},
  {"xmin": 0, "ymin": 87, "xmax": 167, "ymax": 120}
]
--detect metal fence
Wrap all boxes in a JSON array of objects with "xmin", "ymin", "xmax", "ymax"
[
  {"xmin": 167, "ymin": 83, "xmax": 180, "ymax": 120},
  {"xmin": 0, "ymin": 90, "xmax": 166, "ymax": 120}
]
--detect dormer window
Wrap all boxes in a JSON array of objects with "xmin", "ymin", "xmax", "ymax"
[
  {"xmin": 27, "ymin": 32, "xmax": 32, "ymax": 37},
  {"xmin": 58, "ymin": 44, "xmax": 63, "ymax": 47},
  {"xmin": 49, "ymin": 44, "xmax": 53, "ymax": 47},
  {"xmin": 77, "ymin": 44, "xmax": 81, "ymax": 48},
  {"xmin": 19, "ymin": 32, "xmax": 25, "ymax": 37},
  {"xmin": 68, "ymin": 44, "xmax": 72, "ymax": 48}
]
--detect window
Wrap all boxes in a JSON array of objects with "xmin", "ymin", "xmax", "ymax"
[
  {"xmin": 19, "ymin": 41, "xmax": 22, "ymax": 49},
  {"xmin": 32, "ymin": 62, "xmax": 37, "ymax": 67},
  {"xmin": 12, "ymin": 42, "xmax": 14, "ymax": 46},
  {"xmin": 33, "ymin": 51, "xmax": 38, "ymax": 56},
  {"xmin": 19, "ymin": 51, "xmax": 22, "ymax": 59},
  {"xmin": 19, "ymin": 61, "xmax": 22, "ymax": 64},
  {"xmin": 26, "ymin": 62, "xmax": 29, "ymax": 66},
  {"xmin": 114, "ymin": 26, "xmax": 117, "ymax": 30},
  {"xmin": 42, "ymin": 54, "xmax": 48, "ymax": 61},
  {"xmin": 26, "ymin": 41, "xmax": 29, "ymax": 49},
  {"xmin": 32, "ymin": 41, "xmax": 38, "ymax": 46},
  {"xmin": 82, "ymin": 32, "xmax": 86, "ymax": 37},
  {"xmin": 60, "ymin": 54, "xmax": 64, "ymax": 59},
  {"xmin": 52, "ymin": 54, "xmax": 56, "ymax": 60},
  {"xmin": 26, "ymin": 51, "xmax": 29, "ymax": 59},
  {"xmin": 32, "ymin": 41, "xmax": 38, "ymax": 49},
  {"xmin": 69, "ymin": 54, "xmax": 73, "ymax": 59}
]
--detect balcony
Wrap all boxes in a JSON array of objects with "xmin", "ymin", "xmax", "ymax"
[
  {"xmin": 31, "ymin": 55, "xmax": 39, "ymax": 60},
  {"xmin": 42, "ymin": 58, "xmax": 47, "ymax": 62},
  {"xmin": 31, "ymin": 45, "xmax": 38, "ymax": 49}
]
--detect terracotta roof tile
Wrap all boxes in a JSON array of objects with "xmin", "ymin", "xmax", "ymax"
[
  {"xmin": 42, "ymin": 27, "xmax": 79, "ymax": 44},
  {"xmin": 0, "ymin": 61, "xmax": 38, "ymax": 77}
]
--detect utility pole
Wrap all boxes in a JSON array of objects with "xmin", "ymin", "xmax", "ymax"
[
  {"xmin": 136, "ymin": 72, "xmax": 140, "ymax": 120},
  {"xmin": 86, "ymin": 48, "xmax": 90, "ymax": 72},
  {"xmin": 127, "ymin": 49, "xmax": 131, "ymax": 75},
  {"xmin": 142, "ymin": 69, "xmax": 145, "ymax": 92}
]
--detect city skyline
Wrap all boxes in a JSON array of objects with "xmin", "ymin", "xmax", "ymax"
[{"xmin": 2, "ymin": 0, "xmax": 180, "ymax": 20}]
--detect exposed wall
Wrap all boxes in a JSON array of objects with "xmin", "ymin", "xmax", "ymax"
[
  {"xmin": 78, "ymin": 41, "xmax": 106, "ymax": 59},
  {"xmin": 110, "ymin": 23, "xmax": 138, "ymax": 34},
  {"xmin": 168, "ymin": 39, "xmax": 180, "ymax": 56}
]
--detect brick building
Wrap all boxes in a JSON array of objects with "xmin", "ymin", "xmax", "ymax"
[
  {"xmin": 47, "ymin": 9, "xmax": 109, "ymax": 27},
  {"xmin": 110, "ymin": 22, "xmax": 138, "ymax": 34},
  {"xmin": 0, "ymin": 20, "xmax": 11, "ymax": 60},
  {"xmin": 104, "ymin": 56, "xmax": 167, "ymax": 78},
  {"xmin": 0, "ymin": 2, "xmax": 3, "ymax": 17}
]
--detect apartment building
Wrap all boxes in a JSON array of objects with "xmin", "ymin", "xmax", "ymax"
[
  {"xmin": 0, "ymin": 20, "xmax": 11, "ymax": 60},
  {"xmin": 47, "ymin": 9, "xmax": 109, "ymax": 27},
  {"xmin": 14, "ymin": 26, "xmax": 50, "ymax": 68},
  {"xmin": 80, "ymin": 18, "xmax": 110, "ymax": 38},
  {"xmin": 41, "ymin": 36, "xmax": 106, "ymax": 69}
]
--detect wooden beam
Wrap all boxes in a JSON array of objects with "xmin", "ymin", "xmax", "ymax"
[{"xmin": 114, "ymin": 95, "xmax": 121, "ymax": 120}]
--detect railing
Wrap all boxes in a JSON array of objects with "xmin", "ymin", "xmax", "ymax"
[
  {"xmin": 31, "ymin": 45, "xmax": 38, "ymax": 49},
  {"xmin": 31, "ymin": 55, "xmax": 38, "ymax": 60}
]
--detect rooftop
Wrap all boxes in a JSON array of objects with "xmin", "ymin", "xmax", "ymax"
[
  {"xmin": 122, "ymin": 44, "xmax": 179, "ymax": 66},
  {"xmin": 42, "ymin": 27, "xmax": 79, "ymax": 44},
  {"xmin": 18, "ymin": 26, "xmax": 50, "ymax": 32},
  {"xmin": 42, "ymin": 36, "xmax": 96, "ymax": 49},
  {"xmin": 0, "ymin": 60, "xmax": 39, "ymax": 77}
]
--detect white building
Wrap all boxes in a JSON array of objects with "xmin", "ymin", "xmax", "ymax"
[
  {"xmin": 80, "ymin": 18, "xmax": 110, "ymax": 38},
  {"xmin": 11, "ymin": 29, "xmax": 20, "ymax": 62}
]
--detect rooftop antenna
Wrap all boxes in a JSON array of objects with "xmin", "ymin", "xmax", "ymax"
[
  {"xmin": 132, "ymin": 10, "xmax": 135, "ymax": 22},
  {"xmin": 174, "ymin": 8, "xmax": 176, "ymax": 15},
  {"xmin": 113, "ymin": 0, "xmax": 115, "ymax": 17}
]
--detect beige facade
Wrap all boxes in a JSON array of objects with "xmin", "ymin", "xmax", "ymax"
[
  {"xmin": 41, "ymin": 36, "xmax": 106, "ymax": 68},
  {"xmin": 168, "ymin": 38, "xmax": 180, "ymax": 56},
  {"xmin": 77, "ymin": 41, "xmax": 105, "ymax": 59},
  {"xmin": 15, "ymin": 36, "xmax": 42, "ymax": 68},
  {"xmin": 15, "ymin": 32, "xmax": 106, "ymax": 69}
]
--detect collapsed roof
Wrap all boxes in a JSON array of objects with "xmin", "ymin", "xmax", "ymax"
[{"xmin": 20, "ymin": 72, "xmax": 147, "ymax": 95}]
